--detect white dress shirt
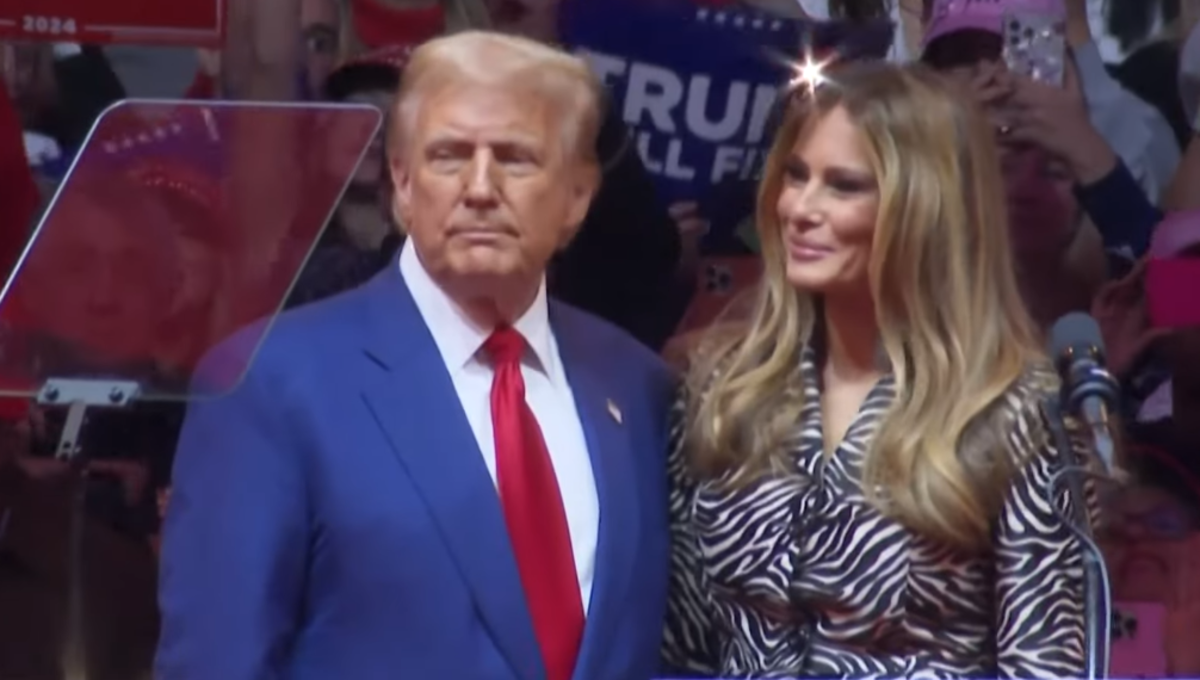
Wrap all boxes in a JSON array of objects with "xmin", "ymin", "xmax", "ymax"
[{"xmin": 399, "ymin": 242, "xmax": 598, "ymax": 613}]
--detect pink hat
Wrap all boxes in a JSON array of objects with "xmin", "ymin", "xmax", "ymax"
[
  {"xmin": 1149, "ymin": 210, "xmax": 1200, "ymax": 258},
  {"xmin": 922, "ymin": 0, "xmax": 1065, "ymax": 49}
]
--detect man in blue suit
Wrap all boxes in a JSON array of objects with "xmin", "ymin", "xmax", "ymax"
[{"xmin": 156, "ymin": 31, "xmax": 675, "ymax": 680}]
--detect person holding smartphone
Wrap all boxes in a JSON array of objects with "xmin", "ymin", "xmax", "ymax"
[
  {"xmin": 921, "ymin": 0, "xmax": 1178, "ymax": 207},
  {"xmin": 921, "ymin": 0, "xmax": 1166, "ymax": 265},
  {"xmin": 1163, "ymin": 28, "xmax": 1200, "ymax": 212}
]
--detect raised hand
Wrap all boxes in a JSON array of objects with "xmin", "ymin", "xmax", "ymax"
[
  {"xmin": 1090, "ymin": 259, "xmax": 1171, "ymax": 378},
  {"xmin": 1005, "ymin": 60, "xmax": 1116, "ymax": 184}
]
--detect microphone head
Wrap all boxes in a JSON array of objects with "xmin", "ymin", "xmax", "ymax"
[{"xmin": 1048, "ymin": 312, "xmax": 1105, "ymax": 361}]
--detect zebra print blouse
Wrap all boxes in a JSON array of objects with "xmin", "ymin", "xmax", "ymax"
[{"xmin": 662, "ymin": 346, "xmax": 1094, "ymax": 679}]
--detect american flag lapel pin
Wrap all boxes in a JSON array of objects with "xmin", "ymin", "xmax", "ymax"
[{"xmin": 606, "ymin": 399, "xmax": 623, "ymax": 425}]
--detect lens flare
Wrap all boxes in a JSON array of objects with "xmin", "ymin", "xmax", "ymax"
[{"xmin": 789, "ymin": 52, "xmax": 835, "ymax": 96}]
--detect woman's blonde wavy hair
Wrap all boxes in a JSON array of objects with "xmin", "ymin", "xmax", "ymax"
[{"xmin": 684, "ymin": 61, "xmax": 1049, "ymax": 552}]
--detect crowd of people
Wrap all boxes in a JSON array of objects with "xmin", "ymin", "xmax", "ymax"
[{"xmin": 0, "ymin": 0, "xmax": 1199, "ymax": 677}]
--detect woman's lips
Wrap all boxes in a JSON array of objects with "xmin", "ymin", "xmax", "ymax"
[{"xmin": 787, "ymin": 240, "xmax": 833, "ymax": 262}]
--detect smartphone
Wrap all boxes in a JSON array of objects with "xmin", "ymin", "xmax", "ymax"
[
  {"xmin": 1001, "ymin": 10, "xmax": 1067, "ymax": 86},
  {"xmin": 1145, "ymin": 257, "xmax": 1200, "ymax": 328}
]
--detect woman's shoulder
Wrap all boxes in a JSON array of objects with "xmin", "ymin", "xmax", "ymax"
[
  {"xmin": 991, "ymin": 362, "xmax": 1090, "ymax": 470},
  {"xmin": 959, "ymin": 362, "xmax": 1062, "ymax": 472},
  {"xmin": 1000, "ymin": 363, "xmax": 1060, "ymax": 413}
]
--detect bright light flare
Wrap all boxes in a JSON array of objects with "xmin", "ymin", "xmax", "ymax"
[{"xmin": 789, "ymin": 52, "xmax": 835, "ymax": 96}]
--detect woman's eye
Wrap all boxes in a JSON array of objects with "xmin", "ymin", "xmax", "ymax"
[{"xmin": 831, "ymin": 180, "xmax": 867, "ymax": 193}]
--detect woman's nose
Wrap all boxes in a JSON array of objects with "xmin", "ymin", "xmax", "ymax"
[{"xmin": 782, "ymin": 189, "xmax": 823, "ymax": 229}]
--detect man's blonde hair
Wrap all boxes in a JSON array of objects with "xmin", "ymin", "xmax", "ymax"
[{"xmin": 389, "ymin": 30, "xmax": 604, "ymax": 167}]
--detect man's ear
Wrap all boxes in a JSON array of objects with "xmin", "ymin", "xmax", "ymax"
[
  {"xmin": 390, "ymin": 157, "xmax": 413, "ymax": 227},
  {"xmin": 563, "ymin": 161, "xmax": 601, "ymax": 240}
]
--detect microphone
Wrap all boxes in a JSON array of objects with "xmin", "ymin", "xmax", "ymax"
[{"xmin": 1047, "ymin": 312, "xmax": 1121, "ymax": 474}]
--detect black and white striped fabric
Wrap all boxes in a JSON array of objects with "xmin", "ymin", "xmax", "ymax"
[{"xmin": 663, "ymin": 345, "xmax": 1095, "ymax": 678}]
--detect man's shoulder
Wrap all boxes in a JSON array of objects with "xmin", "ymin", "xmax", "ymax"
[
  {"xmin": 551, "ymin": 300, "xmax": 668, "ymax": 376},
  {"xmin": 194, "ymin": 286, "xmax": 376, "ymax": 393},
  {"xmin": 550, "ymin": 301, "xmax": 676, "ymax": 416}
]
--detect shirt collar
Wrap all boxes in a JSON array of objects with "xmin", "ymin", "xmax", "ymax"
[{"xmin": 398, "ymin": 240, "xmax": 555, "ymax": 378}]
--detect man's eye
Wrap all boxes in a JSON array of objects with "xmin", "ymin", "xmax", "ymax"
[
  {"xmin": 428, "ymin": 146, "xmax": 462, "ymax": 161},
  {"xmin": 493, "ymin": 145, "xmax": 537, "ymax": 166}
]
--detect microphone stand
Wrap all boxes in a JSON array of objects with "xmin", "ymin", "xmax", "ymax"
[
  {"xmin": 1041, "ymin": 395, "xmax": 1112, "ymax": 680},
  {"xmin": 38, "ymin": 377, "xmax": 142, "ymax": 680}
]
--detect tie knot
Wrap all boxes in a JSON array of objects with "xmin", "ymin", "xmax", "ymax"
[{"xmin": 484, "ymin": 326, "xmax": 526, "ymax": 366}]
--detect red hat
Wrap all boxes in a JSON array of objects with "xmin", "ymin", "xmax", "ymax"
[
  {"xmin": 91, "ymin": 104, "xmax": 222, "ymax": 215},
  {"xmin": 348, "ymin": 44, "xmax": 415, "ymax": 71},
  {"xmin": 350, "ymin": 0, "xmax": 445, "ymax": 52}
]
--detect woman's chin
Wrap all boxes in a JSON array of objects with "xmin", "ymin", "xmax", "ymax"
[{"xmin": 785, "ymin": 262, "xmax": 835, "ymax": 293}]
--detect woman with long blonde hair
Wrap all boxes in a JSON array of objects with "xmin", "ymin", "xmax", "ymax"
[{"xmin": 662, "ymin": 61, "xmax": 1097, "ymax": 678}]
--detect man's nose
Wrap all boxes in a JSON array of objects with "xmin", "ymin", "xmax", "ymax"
[{"xmin": 463, "ymin": 151, "xmax": 500, "ymax": 205}]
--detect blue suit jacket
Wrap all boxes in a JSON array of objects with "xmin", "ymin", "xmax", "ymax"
[{"xmin": 155, "ymin": 263, "xmax": 676, "ymax": 680}]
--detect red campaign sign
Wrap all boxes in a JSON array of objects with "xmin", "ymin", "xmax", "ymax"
[
  {"xmin": 673, "ymin": 256, "xmax": 764, "ymax": 337},
  {"xmin": 1111, "ymin": 602, "xmax": 1167, "ymax": 678},
  {"xmin": 0, "ymin": 0, "xmax": 225, "ymax": 47},
  {"xmin": 662, "ymin": 256, "xmax": 763, "ymax": 370}
]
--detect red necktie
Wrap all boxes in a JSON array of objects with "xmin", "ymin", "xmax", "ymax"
[{"xmin": 484, "ymin": 326, "xmax": 584, "ymax": 680}]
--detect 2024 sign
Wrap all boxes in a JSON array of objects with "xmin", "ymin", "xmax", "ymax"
[
  {"xmin": 21, "ymin": 15, "xmax": 79, "ymax": 37},
  {"xmin": 1, "ymin": 0, "xmax": 224, "ymax": 47}
]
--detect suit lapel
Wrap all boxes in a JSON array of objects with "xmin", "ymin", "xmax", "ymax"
[
  {"xmin": 358, "ymin": 266, "xmax": 541, "ymax": 680},
  {"xmin": 551, "ymin": 304, "xmax": 640, "ymax": 680}
]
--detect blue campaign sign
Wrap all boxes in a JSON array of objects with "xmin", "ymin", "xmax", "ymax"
[
  {"xmin": 559, "ymin": 0, "xmax": 893, "ymax": 254},
  {"xmin": 560, "ymin": 0, "xmax": 800, "ymax": 254}
]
